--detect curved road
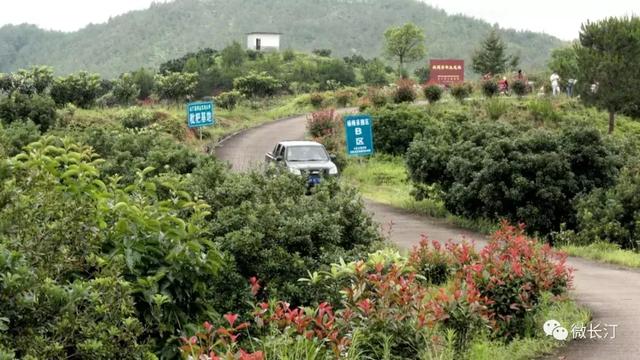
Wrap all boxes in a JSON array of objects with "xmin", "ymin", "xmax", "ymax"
[{"xmin": 215, "ymin": 112, "xmax": 640, "ymax": 359}]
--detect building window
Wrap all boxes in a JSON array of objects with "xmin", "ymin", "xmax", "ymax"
[{"xmin": 256, "ymin": 38, "xmax": 261, "ymax": 51}]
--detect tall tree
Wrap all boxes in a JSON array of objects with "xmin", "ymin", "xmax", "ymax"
[
  {"xmin": 220, "ymin": 41, "xmax": 247, "ymax": 69},
  {"xmin": 472, "ymin": 30, "xmax": 517, "ymax": 75},
  {"xmin": 548, "ymin": 46, "xmax": 579, "ymax": 80},
  {"xmin": 154, "ymin": 72, "xmax": 197, "ymax": 104},
  {"xmin": 575, "ymin": 16, "xmax": 640, "ymax": 133},
  {"xmin": 112, "ymin": 73, "xmax": 140, "ymax": 105},
  {"xmin": 383, "ymin": 23, "xmax": 426, "ymax": 75}
]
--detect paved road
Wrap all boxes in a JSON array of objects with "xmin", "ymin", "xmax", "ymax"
[{"xmin": 215, "ymin": 113, "xmax": 640, "ymax": 359}]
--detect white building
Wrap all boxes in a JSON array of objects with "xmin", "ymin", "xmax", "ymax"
[{"xmin": 246, "ymin": 32, "xmax": 282, "ymax": 51}]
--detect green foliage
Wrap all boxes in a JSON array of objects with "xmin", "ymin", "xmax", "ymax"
[
  {"xmin": 118, "ymin": 106, "xmax": 155, "ymax": 129},
  {"xmin": 0, "ymin": 246, "xmax": 153, "ymax": 359},
  {"xmin": 221, "ymin": 41, "xmax": 247, "ymax": 68},
  {"xmin": 528, "ymin": 98, "xmax": 559, "ymax": 123},
  {"xmin": 472, "ymin": 30, "xmax": 518, "ymax": 75},
  {"xmin": 233, "ymin": 71, "xmax": 282, "ymax": 98},
  {"xmin": 450, "ymin": 83, "xmax": 472, "ymax": 102},
  {"xmin": 154, "ymin": 72, "xmax": 197, "ymax": 103},
  {"xmin": 50, "ymin": 71, "xmax": 102, "ymax": 108},
  {"xmin": 423, "ymin": 85, "xmax": 443, "ymax": 103},
  {"xmin": 485, "ymin": 98, "xmax": 508, "ymax": 120},
  {"xmin": 190, "ymin": 171, "xmax": 380, "ymax": 304},
  {"xmin": 78, "ymin": 128, "xmax": 202, "ymax": 182},
  {"xmin": 215, "ymin": 90, "xmax": 242, "ymax": 110},
  {"xmin": 372, "ymin": 104, "xmax": 430, "ymax": 155},
  {"xmin": 575, "ymin": 16, "xmax": 640, "ymax": 133},
  {"xmin": 481, "ymin": 80, "xmax": 499, "ymax": 98},
  {"xmin": 393, "ymin": 79, "xmax": 417, "ymax": 104},
  {"xmin": 316, "ymin": 58, "xmax": 357, "ymax": 90},
  {"xmin": 0, "ymin": 120, "xmax": 41, "ymax": 156},
  {"xmin": 383, "ymin": 22, "xmax": 426, "ymax": 71},
  {"xmin": 131, "ymin": 67, "xmax": 156, "ymax": 100},
  {"xmin": 312, "ymin": 49, "xmax": 332, "ymax": 57},
  {"xmin": 112, "ymin": 73, "xmax": 140, "ymax": 105},
  {"xmin": 548, "ymin": 46, "xmax": 579, "ymax": 80},
  {"xmin": 0, "ymin": 136, "xmax": 229, "ymax": 357},
  {"xmin": 574, "ymin": 167, "xmax": 640, "ymax": 250},
  {"xmin": 406, "ymin": 117, "xmax": 621, "ymax": 235},
  {"xmin": 414, "ymin": 65, "xmax": 430, "ymax": 83},
  {"xmin": 362, "ymin": 58, "xmax": 391, "ymax": 86},
  {"xmin": 0, "ymin": 92, "xmax": 57, "ymax": 131},
  {"xmin": 0, "ymin": 66, "xmax": 53, "ymax": 95}
]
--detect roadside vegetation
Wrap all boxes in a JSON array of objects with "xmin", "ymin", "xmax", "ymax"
[
  {"xmin": 334, "ymin": 96, "xmax": 640, "ymax": 266},
  {"xmin": 1, "ymin": 15, "xmax": 638, "ymax": 359}
]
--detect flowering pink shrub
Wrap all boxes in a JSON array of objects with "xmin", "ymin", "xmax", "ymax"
[
  {"xmin": 307, "ymin": 109, "xmax": 338, "ymax": 138},
  {"xmin": 179, "ymin": 222, "xmax": 572, "ymax": 357}
]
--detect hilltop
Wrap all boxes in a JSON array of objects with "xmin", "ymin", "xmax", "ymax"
[{"xmin": 0, "ymin": 0, "xmax": 565, "ymax": 77}]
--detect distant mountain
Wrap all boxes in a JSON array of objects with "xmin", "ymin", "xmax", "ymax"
[{"xmin": 0, "ymin": 0, "xmax": 565, "ymax": 78}]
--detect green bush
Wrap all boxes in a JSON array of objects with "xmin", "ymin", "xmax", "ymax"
[
  {"xmin": 0, "ymin": 93, "xmax": 57, "ymax": 131},
  {"xmin": 450, "ymin": 83, "xmax": 473, "ymax": 102},
  {"xmin": 0, "ymin": 120, "xmax": 41, "ymax": 157},
  {"xmin": 407, "ymin": 120, "xmax": 620, "ymax": 235},
  {"xmin": 393, "ymin": 79, "xmax": 417, "ymax": 103},
  {"xmin": 481, "ymin": 80, "xmax": 499, "ymax": 98},
  {"xmin": 529, "ymin": 98, "xmax": 560, "ymax": 122},
  {"xmin": 50, "ymin": 71, "xmax": 102, "ymax": 108},
  {"xmin": 485, "ymin": 98, "xmax": 508, "ymax": 120},
  {"xmin": 189, "ymin": 171, "xmax": 380, "ymax": 304},
  {"xmin": 423, "ymin": 85, "xmax": 443, "ymax": 103},
  {"xmin": 78, "ymin": 128, "xmax": 203, "ymax": 182},
  {"xmin": 118, "ymin": 106, "xmax": 155, "ymax": 129},
  {"xmin": 372, "ymin": 104, "xmax": 433, "ymax": 155},
  {"xmin": 0, "ymin": 137, "xmax": 228, "ymax": 356},
  {"xmin": 574, "ymin": 167, "xmax": 640, "ymax": 250},
  {"xmin": 112, "ymin": 73, "xmax": 140, "ymax": 105},
  {"xmin": 233, "ymin": 71, "xmax": 283, "ymax": 98},
  {"xmin": 215, "ymin": 90, "xmax": 242, "ymax": 110}
]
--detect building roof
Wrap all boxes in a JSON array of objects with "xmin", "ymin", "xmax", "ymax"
[{"xmin": 246, "ymin": 31, "xmax": 282, "ymax": 35}]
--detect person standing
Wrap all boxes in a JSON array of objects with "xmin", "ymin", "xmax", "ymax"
[
  {"xmin": 550, "ymin": 72, "xmax": 561, "ymax": 96},
  {"xmin": 567, "ymin": 78, "xmax": 577, "ymax": 97}
]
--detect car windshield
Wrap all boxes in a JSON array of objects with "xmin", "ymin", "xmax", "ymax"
[{"xmin": 286, "ymin": 145, "xmax": 329, "ymax": 161}]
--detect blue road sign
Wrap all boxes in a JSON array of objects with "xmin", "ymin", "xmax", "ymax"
[
  {"xmin": 187, "ymin": 101, "xmax": 215, "ymax": 128},
  {"xmin": 344, "ymin": 114, "xmax": 374, "ymax": 156}
]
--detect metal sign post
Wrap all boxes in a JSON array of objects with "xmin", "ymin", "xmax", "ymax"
[
  {"xmin": 344, "ymin": 114, "xmax": 374, "ymax": 157},
  {"xmin": 187, "ymin": 101, "xmax": 215, "ymax": 129},
  {"xmin": 187, "ymin": 101, "xmax": 215, "ymax": 148}
]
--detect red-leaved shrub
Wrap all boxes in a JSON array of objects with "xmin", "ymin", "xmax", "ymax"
[{"xmin": 179, "ymin": 222, "xmax": 572, "ymax": 357}]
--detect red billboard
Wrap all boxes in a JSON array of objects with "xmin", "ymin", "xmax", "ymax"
[{"xmin": 428, "ymin": 59, "xmax": 464, "ymax": 86}]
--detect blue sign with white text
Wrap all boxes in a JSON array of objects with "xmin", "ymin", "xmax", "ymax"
[
  {"xmin": 187, "ymin": 101, "xmax": 215, "ymax": 128},
  {"xmin": 344, "ymin": 114, "xmax": 374, "ymax": 156}
]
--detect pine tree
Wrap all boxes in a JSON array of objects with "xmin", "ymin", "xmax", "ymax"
[
  {"xmin": 472, "ymin": 30, "xmax": 515, "ymax": 75},
  {"xmin": 576, "ymin": 16, "xmax": 640, "ymax": 133}
]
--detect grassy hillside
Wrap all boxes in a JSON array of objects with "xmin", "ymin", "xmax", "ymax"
[{"xmin": 0, "ymin": 0, "xmax": 564, "ymax": 77}]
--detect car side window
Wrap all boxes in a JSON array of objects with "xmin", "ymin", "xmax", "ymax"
[
  {"xmin": 273, "ymin": 145, "xmax": 281, "ymax": 157},
  {"xmin": 277, "ymin": 145, "xmax": 286, "ymax": 159}
]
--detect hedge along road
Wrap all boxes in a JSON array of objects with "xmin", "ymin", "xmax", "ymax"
[{"xmin": 214, "ymin": 111, "xmax": 640, "ymax": 359}]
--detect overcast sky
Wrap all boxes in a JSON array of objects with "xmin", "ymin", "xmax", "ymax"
[{"xmin": 0, "ymin": 0, "xmax": 637, "ymax": 40}]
